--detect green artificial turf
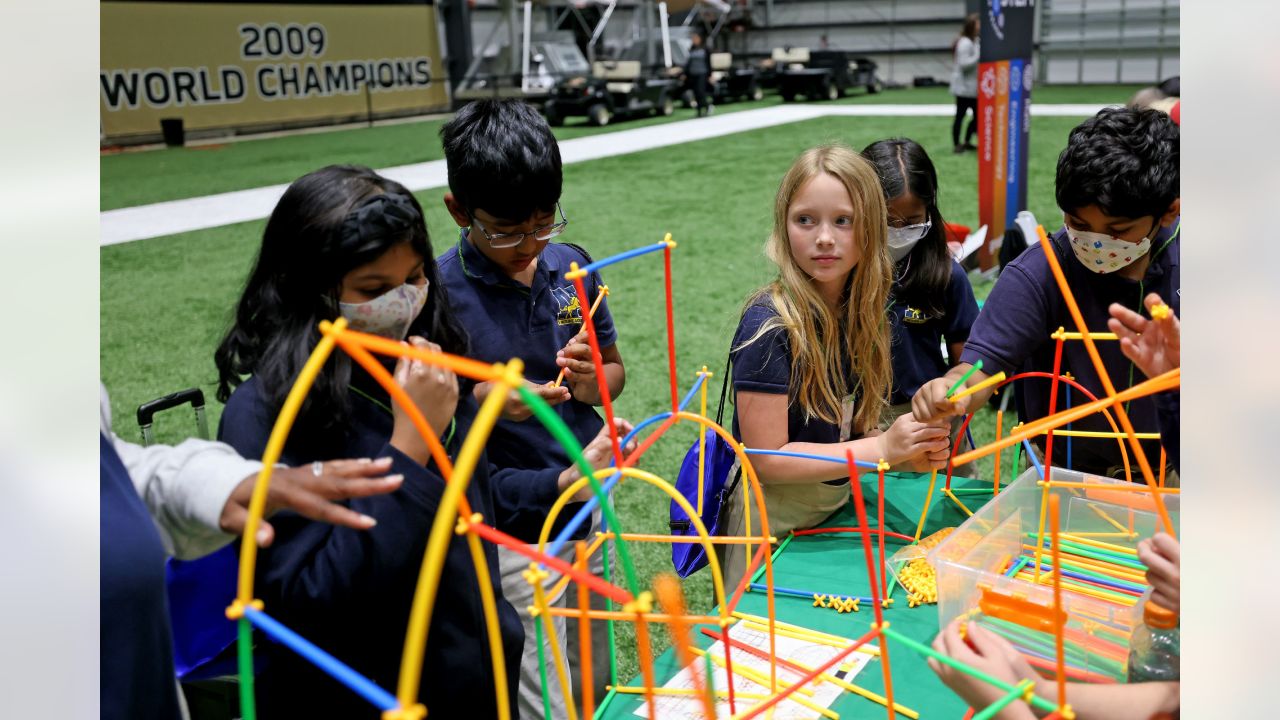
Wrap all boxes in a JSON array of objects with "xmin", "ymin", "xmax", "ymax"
[
  {"xmin": 101, "ymin": 110, "xmax": 1094, "ymax": 685},
  {"xmin": 100, "ymin": 83, "xmax": 1141, "ymax": 211}
]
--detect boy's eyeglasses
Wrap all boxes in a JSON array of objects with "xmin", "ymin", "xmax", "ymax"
[{"xmin": 471, "ymin": 203, "xmax": 569, "ymax": 249}]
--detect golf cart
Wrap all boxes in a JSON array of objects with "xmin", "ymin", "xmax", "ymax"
[
  {"xmin": 543, "ymin": 60, "xmax": 677, "ymax": 126},
  {"xmin": 680, "ymin": 52, "xmax": 763, "ymax": 107},
  {"xmin": 778, "ymin": 49, "xmax": 881, "ymax": 102}
]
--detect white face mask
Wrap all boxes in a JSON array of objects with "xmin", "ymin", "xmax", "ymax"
[
  {"xmin": 887, "ymin": 220, "xmax": 931, "ymax": 262},
  {"xmin": 339, "ymin": 280, "xmax": 429, "ymax": 339},
  {"xmin": 1066, "ymin": 225, "xmax": 1153, "ymax": 274}
]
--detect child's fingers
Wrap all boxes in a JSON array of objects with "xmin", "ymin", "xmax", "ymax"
[
  {"xmin": 558, "ymin": 357, "xmax": 596, "ymax": 375},
  {"xmin": 1150, "ymin": 533, "xmax": 1180, "ymax": 563}
]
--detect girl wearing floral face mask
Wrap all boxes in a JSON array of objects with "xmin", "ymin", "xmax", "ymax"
[
  {"xmin": 861, "ymin": 139, "xmax": 980, "ymax": 465},
  {"xmin": 209, "ymin": 165, "xmax": 630, "ymax": 719}
]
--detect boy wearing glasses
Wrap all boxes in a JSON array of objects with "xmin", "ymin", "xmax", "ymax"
[{"xmin": 437, "ymin": 99, "xmax": 625, "ymax": 718}]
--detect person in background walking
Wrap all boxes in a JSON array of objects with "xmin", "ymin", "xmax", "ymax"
[
  {"xmin": 685, "ymin": 31, "xmax": 712, "ymax": 117},
  {"xmin": 950, "ymin": 14, "xmax": 980, "ymax": 154}
]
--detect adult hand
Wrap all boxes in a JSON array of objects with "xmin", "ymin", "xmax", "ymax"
[
  {"xmin": 1107, "ymin": 293, "xmax": 1180, "ymax": 379},
  {"xmin": 557, "ymin": 418, "xmax": 637, "ymax": 501},
  {"xmin": 928, "ymin": 619, "xmax": 1042, "ymax": 719},
  {"xmin": 220, "ymin": 457, "xmax": 404, "ymax": 547},
  {"xmin": 878, "ymin": 412, "xmax": 951, "ymax": 469},
  {"xmin": 390, "ymin": 336, "xmax": 459, "ymax": 464},
  {"xmin": 1137, "ymin": 532, "xmax": 1180, "ymax": 615}
]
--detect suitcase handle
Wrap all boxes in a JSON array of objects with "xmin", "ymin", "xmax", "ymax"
[
  {"xmin": 137, "ymin": 388, "xmax": 210, "ymax": 445},
  {"xmin": 137, "ymin": 388, "xmax": 206, "ymax": 427}
]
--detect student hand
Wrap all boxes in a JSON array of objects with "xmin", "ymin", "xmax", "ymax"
[
  {"xmin": 912, "ymin": 373, "xmax": 975, "ymax": 422},
  {"xmin": 878, "ymin": 412, "xmax": 952, "ymax": 469},
  {"xmin": 477, "ymin": 380, "xmax": 572, "ymax": 422},
  {"xmin": 221, "ymin": 457, "xmax": 404, "ymax": 547},
  {"xmin": 556, "ymin": 330, "xmax": 601, "ymax": 401},
  {"xmin": 1137, "ymin": 532, "xmax": 1180, "ymax": 615},
  {"xmin": 557, "ymin": 418, "xmax": 637, "ymax": 501},
  {"xmin": 390, "ymin": 337, "xmax": 459, "ymax": 464},
  {"xmin": 1107, "ymin": 293, "xmax": 1180, "ymax": 379},
  {"xmin": 928, "ymin": 619, "xmax": 1042, "ymax": 720}
]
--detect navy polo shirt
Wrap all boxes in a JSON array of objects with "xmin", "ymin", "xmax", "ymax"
[
  {"xmin": 961, "ymin": 221, "xmax": 1180, "ymax": 476},
  {"xmin": 730, "ymin": 300, "xmax": 859, "ymax": 452},
  {"xmin": 437, "ymin": 233, "xmax": 617, "ymax": 471},
  {"xmin": 888, "ymin": 260, "xmax": 980, "ymax": 404}
]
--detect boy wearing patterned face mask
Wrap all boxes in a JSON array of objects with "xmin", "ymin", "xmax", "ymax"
[{"xmin": 911, "ymin": 107, "xmax": 1180, "ymax": 481}]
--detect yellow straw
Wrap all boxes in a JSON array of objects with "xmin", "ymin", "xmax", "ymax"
[
  {"xmin": 235, "ymin": 318, "xmax": 345, "ymax": 604},
  {"xmin": 947, "ymin": 371, "xmax": 1008, "ymax": 402},
  {"xmin": 395, "ymin": 366, "xmax": 516, "ymax": 709}
]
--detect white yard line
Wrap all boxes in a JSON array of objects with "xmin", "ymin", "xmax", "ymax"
[{"xmin": 100, "ymin": 103, "xmax": 1108, "ymax": 246}]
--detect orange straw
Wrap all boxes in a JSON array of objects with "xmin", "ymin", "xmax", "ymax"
[
  {"xmin": 1034, "ymin": 225, "xmax": 1175, "ymax": 537},
  {"xmin": 654, "ymin": 575, "xmax": 715, "ymax": 720}
]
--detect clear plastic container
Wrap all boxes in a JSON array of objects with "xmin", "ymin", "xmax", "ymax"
[{"xmin": 927, "ymin": 467, "xmax": 1180, "ymax": 682}]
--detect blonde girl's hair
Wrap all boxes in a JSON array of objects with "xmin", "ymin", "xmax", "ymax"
[{"xmin": 739, "ymin": 144, "xmax": 893, "ymax": 432}]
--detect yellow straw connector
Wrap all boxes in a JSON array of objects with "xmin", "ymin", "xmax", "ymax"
[
  {"xmin": 663, "ymin": 232, "xmax": 677, "ymax": 248},
  {"xmin": 381, "ymin": 704, "xmax": 427, "ymax": 720},
  {"xmin": 224, "ymin": 598, "xmax": 264, "ymax": 620},
  {"xmin": 454, "ymin": 512, "xmax": 484, "ymax": 535}
]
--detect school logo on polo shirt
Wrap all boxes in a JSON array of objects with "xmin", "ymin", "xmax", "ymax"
[
  {"xmin": 552, "ymin": 285, "xmax": 584, "ymax": 326},
  {"xmin": 903, "ymin": 305, "xmax": 928, "ymax": 324}
]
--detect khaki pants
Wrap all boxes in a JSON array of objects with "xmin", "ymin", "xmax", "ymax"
[
  {"xmin": 880, "ymin": 401, "xmax": 976, "ymax": 479},
  {"xmin": 717, "ymin": 479, "xmax": 850, "ymax": 592},
  {"xmin": 499, "ymin": 505, "xmax": 615, "ymax": 719}
]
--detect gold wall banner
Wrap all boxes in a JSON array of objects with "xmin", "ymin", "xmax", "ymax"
[{"xmin": 101, "ymin": 2, "xmax": 448, "ymax": 141}]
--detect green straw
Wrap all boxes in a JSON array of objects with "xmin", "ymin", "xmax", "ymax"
[
  {"xmin": 949, "ymin": 487, "xmax": 997, "ymax": 495},
  {"xmin": 603, "ymin": 536, "xmax": 619, "ymax": 688},
  {"xmin": 1023, "ymin": 535, "xmax": 1147, "ymax": 571},
  {"xmin": 981, "ymin": 617, "xmax": 1126, "ymax": 677},
  {"xmin": 881, "ymin": 626, "xmax": 1059, "ymax": 714},
  {"xmin": 595, "ymin": 686, "xmax": 618, "ymax": 719},
  {"xmin": 517, "ymin": 385, "xmax": 642, "ymax": 595},
  {"xmin": 945, "ymin": 359, "xmax": 984, "ymax": 398},
  {"xmin": 972, "ymin": 680, "xmax": 1036, "ymax": 720},
  {"xmin": 535, "ymin": 619, "xmax": 552, "ymax": 720},
  {"xmin": 237, "ymin": 617, "xmax": 256, "ymax": 720},
  {"xmin": 750, "ymin": 532, "xmax": 795, "ymax": 585}
]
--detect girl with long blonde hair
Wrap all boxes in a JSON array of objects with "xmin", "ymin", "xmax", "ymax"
[{"xmin": 719, "ymin": 145, "xmax": 951, "ymax": 587}]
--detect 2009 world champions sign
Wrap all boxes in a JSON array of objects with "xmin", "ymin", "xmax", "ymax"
[
  {"xmin": 976, "ymin": 0, "xmax": 1035, "ymax": 269},
  {"xmin": 101, "ymin": 2, "xmax": 449, "ymax": 142}
]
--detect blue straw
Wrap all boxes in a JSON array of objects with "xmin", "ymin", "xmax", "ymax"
[
  {"xmin": 1004, "ymin": 556, "xmax": 1029, "ymax": 577},
  {"xmin": 580, "ymin": 241, "xmax": 669, "ymax": 275},
  {"xmin": 1021, "ymin": 438, "xmax": 1045, "ymax": 479},
  {"xmin": 243, "ymin": 606, "xmax": 398, "ymax": 712},
  {"xmin": 748, "ymin": 582, "xmax": 873, "ymax": 604},
  {"xmin": 1025, "ymin": 562, "xmax": 1147, "ymax": 593},
  {"xmin": 743, "ymin": 447, "xmax": 880, "ymax": 471}
]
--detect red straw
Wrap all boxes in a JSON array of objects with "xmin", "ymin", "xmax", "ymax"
[
  {"xmin": 468, "ymin": 521, "xmax": 632, "ymax": 605},
  {"xmin": 733, "ymin": 625, "xmax": 882, "ymax": 720},
  {"xmin": 570, "ymin": 272, "xmax": 623, "ymax": 466},
  {"xmin": 846, "ymin": 449, "xmax": 895, "ymax": 720}
]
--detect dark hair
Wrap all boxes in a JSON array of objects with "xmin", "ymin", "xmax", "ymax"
[
  {"xmin": 214, "ymin": 164, "xmax": 468, "ymax": 444},
  {"xmin": 1157, "ymin": 75, "xmax": 1179, "ymax": 97},
  {"xmin": 1055, "ymin": 107, "xmax": 1179, "ymax": 220},
  {"xmin": 440, "ymin": 99, "xmax": 562, "ymax": 222},
  {"xmin": 861, "ymin": 138, "xmax": 952, "ymax": 317},
  {"xmin": 954, "ymin": 13, "xmax": 979, "ymax": 49}
]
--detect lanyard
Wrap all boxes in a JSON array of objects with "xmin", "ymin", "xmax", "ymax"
[{"xmin": 350, "ymin": 385, "xmax": 458, "ymax": 449}]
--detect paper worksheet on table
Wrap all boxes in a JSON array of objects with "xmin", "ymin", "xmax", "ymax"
[{"xmin": 634, "ymin": 622, "xmax": 874, "ymax": 720}]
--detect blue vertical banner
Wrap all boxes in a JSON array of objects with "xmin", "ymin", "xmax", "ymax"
[
  {"xmin": 1005, "ymin": 57, "xmax": 1024, "ymax": 231},
  {"xmin": 976, "ymin": 0, "xmax": 1036, "ymax": 269}
]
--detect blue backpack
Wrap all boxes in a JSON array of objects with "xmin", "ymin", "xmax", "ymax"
[{"xmin": 669, "ymin": 357, "xmax": 743, "ymax": 577}]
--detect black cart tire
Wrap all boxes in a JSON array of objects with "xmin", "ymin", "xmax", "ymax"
[
  {"xmin": 826, "ymin": 81, "xmax": 840, "ymax": 101},
  {"xmin": 588, "ymin": 103, "xmax": 611, "ymax": 127},
  {"xmin": 750, "ymin": 85, "xmax": 764, "ymax": 101},
  {"xmin": 781, "ymin": 90, "xmax": 795, "ymax": 102},
  {"xmin": 867, "ymin": 80, "xmax": 882, "ymax": 94},
  {"xmin": 544, "ymin": 101, "xmax": 564, "ymax": 127},
  {"xmin": 659, "ymin": 94, "xmax": 675, "ymax": 116}
]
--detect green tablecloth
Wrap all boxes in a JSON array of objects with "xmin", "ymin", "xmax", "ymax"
[{"xmin": 600, "ymin": 472, "xmax": 993, "ymax": 719}]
